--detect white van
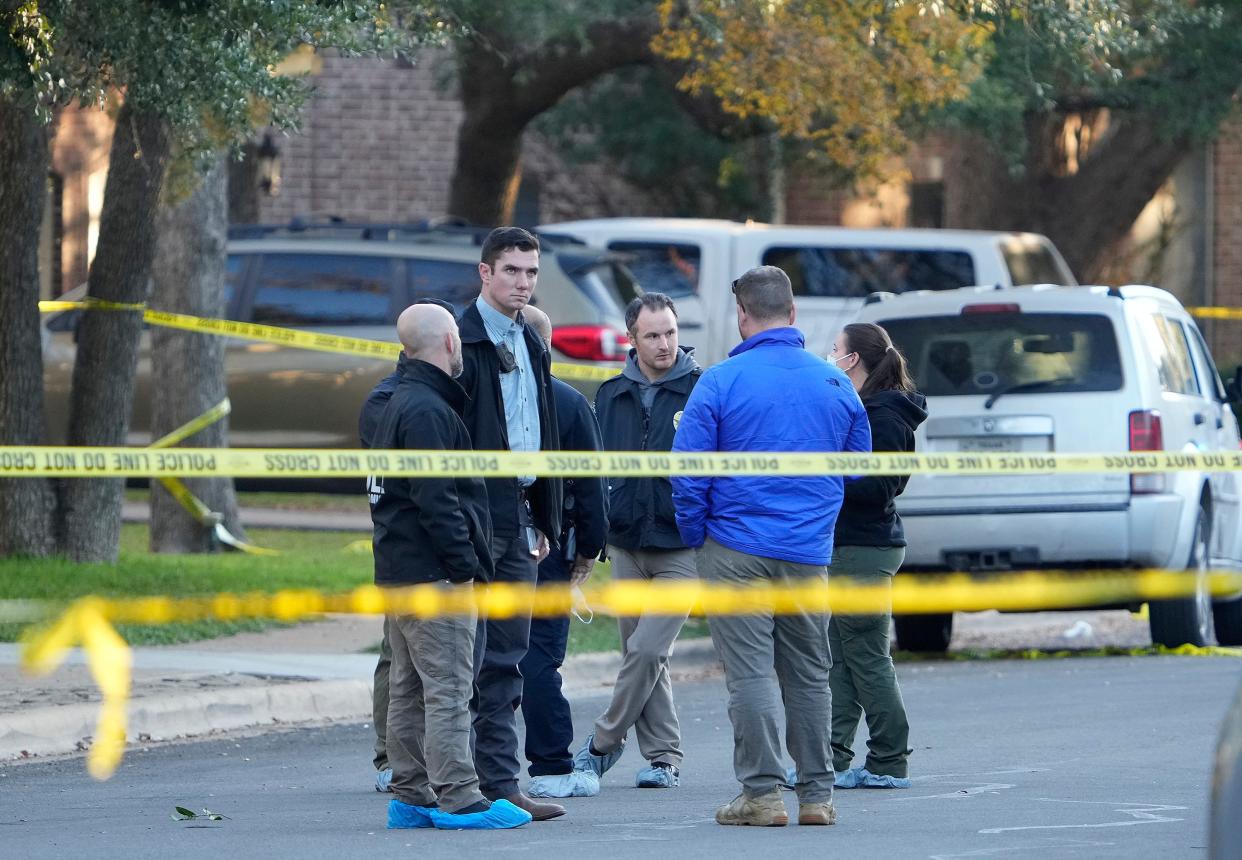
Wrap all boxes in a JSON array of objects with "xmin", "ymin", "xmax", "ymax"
[
  {"xmin": 540, "ymin": 218, "xmax": 1076, "ymax": 365},
  {"xmin": 854, "ymin": 284, "xmax": 1242, "ymax": 650}
]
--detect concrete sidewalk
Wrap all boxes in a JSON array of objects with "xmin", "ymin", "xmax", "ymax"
[{"xmin": 0, "ymin": 613, "xmax": 720, "ymax": 762}]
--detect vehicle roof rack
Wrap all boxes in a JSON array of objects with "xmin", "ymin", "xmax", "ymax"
[{"xmin": 228, "ymin": 217, "xmax": 585, "ymax": 249}]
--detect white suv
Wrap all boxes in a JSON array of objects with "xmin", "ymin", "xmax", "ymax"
[
  {"xmin": 854, "ymin": 284, "xmax": 1242, "ymax": 650},
  {"xmin": 540, "ymin": 217, "xmax": 1075, "ymax": 365}
]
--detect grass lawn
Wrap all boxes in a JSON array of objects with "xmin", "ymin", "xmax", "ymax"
[{"xmin": 0, "ymin": 523, "xmax": 709, "ymax": 653}]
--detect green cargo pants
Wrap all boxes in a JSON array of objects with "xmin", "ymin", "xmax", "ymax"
[{"xmin": 828, "ymin": 545, "xmax": 912, "ymax": 778}]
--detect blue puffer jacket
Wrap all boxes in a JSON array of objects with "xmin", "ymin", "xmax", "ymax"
[{"xmin": 670, "ymin": 327, "xmax": 871, "ymax": 565}]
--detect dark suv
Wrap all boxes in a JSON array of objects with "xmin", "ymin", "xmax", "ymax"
[{"xmin": 43, "ymin": 221, "xmax": 641, "ymax": 451}]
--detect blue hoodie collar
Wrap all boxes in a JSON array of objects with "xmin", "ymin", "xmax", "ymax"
[{"xmin": 729, "ymin": 326, "xmax": 806, "ymax": 358}]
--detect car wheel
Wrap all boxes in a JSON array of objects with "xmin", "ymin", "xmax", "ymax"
[
  {"xmin": 1212, "ymin": 598, "xmax": 1242, "ymax": 646},
  {"xmin": 1149, "ymin": 504, "xmax": 1215, "ymax": 648},
  {"xmin": 894, "ymin": 613, "xmax": 953, "ymax": 653}
]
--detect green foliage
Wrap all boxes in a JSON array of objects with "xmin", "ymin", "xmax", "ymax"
[
  {"xmin": 2, "ymin": 1, "xmax": 448, "ymax": 155},
  {"xmin": 535, "ymin": 66, "xmax": 766, "ymax": 218},
  {"xmin": 947, "ymin": 0, "xmax": 1242, "ymax": 160},
  {"xmin": 0, "ymin": 1, "xmax": 57, "ymax": 113}
]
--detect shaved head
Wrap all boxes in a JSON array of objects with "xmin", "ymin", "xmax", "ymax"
[
  {"xmin": 523, "ymin": 304, "xmax": 552, "ymax": 348},
  {"xmin": 396, "ymin": 304, "xmax": 462, "ymax": 377}
]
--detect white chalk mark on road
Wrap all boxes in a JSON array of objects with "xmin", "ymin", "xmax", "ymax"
[
  {"xmin": 898, "ymin": 783, "xmax": 1016, "ymax": 800},
  {"xmin": 929, "ymin": 839, "xmax": 1115, "ymax": 859},
  {"xmin": 979, "ymin": 799, "xmax": 1187, "ymax": 834}
]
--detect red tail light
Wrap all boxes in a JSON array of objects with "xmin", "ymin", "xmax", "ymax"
[
  {"xmin": 551, "ymin": 325, "xmax": 629, "ymax": 362},
  {"xmin": 1128, "ymin": 410, "xmax": 1164, "ymax": 493}
]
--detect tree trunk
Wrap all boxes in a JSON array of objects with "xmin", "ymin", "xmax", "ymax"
[
  {"xmin": 149, "ymin": 155, "xmax": 247, "ymax": 553},
  {"xmin": 0, "ymin": 94, "xmax": 56, "ymax": 558},
  {"xmin": 944, "ymin": 115, "xmax": 1190, "ymax": 283},
  {"xmin": 57, "ymin": 103, "xmax": 172, "ymax": 563},
  {"xmin": 446, "ymin": 18, "xmax": 660, "ymax": 225},
  {"xmin": 447, "ymin": 112, "xmax": 525, "ymax": 225}
]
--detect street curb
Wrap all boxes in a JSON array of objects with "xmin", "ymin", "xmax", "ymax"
[
  {"xmin": 1, "ymin": 638, "xmax": 721, "ymax": 763},
  {"xmin": 0, "ymin": 679, "xmax": 372, "ymax": 762}
]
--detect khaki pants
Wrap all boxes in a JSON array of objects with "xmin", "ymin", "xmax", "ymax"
[
  {"xmin": 699, "ymin": 537, "xmax": 834, "ymax": 804},
  {"xmin": 592, "ymin": 545, "xmax": 696, "ymax": 765},
  {"xmin": 386, "ymin": 585, "xmax": 484, "ymax": 813},
  {"xmin": 829, "ymin": 545, "xmax": 912, "ymax": 778}
]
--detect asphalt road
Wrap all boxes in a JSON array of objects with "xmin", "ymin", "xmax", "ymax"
[{"xmin": 2, "ymin": 655, "xmax": 1238, "ymax": 859}]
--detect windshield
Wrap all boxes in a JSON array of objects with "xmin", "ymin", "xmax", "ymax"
[{"xmin": 878, "ymin": 312, "xmax": 1123, "ymax": 397}]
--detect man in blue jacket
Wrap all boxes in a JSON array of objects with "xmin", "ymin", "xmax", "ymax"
[{"xmin": 671, "ymin": 266, "xmax": 871, "ymax": 829}]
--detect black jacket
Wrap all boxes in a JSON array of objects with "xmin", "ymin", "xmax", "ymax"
[
  {"xmin": 834, "ymin": 389, "xmax": 928, "ymax": 547},
  {"xmin": 457, "ymin": 299, "xmax": 563, "ymax": 542},
  {"xmin": 551, "ymin": 376, "xmax": 608, "ymax": 560},
  {"xmin": 359, "ymin": 355, "xmax": 407, "ymax": 448},
  {"xmin": 368, "ymin": 359, "xmax": 494, "ymax": 585},
  {"xmin": 594, "ymin": 347, "xmax": 702, "ymax": 551}
]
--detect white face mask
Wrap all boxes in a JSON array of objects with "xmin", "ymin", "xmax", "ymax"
[{"xmin": 830, "ymin": 351, "xmax": 856, "ymax": 368}]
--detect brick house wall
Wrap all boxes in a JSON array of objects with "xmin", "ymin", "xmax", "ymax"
[{"xmin": 258, "ymin": 51, "xmax": 655, "ymax": 226}]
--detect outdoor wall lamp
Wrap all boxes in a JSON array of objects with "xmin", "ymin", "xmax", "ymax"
[{"xmin": 257, "ymin": 132, "xmax": 281, "ymax": 197}]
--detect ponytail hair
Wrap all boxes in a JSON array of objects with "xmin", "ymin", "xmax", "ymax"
[{"xmin": 843, "ymin": 322, "xmax": 915, "ymax": 398}]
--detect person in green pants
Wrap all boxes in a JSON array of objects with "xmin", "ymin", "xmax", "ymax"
[{"xmin": 826, "ymin": 322, "xmax": 926, "ymax": 789}]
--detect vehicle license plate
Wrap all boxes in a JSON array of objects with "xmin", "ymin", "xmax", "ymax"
[{"xmin": 957, "ymin": 436, "xmax": 1022, "ymax": 453}]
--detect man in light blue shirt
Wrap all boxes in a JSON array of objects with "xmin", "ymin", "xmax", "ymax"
[
  {"xmin": 455, "ymin": 227, "xmax": 565, "ymax": 822},
  {"xmin": 475, "ymin": 295, "xmax": 540, "ymax": 486}
]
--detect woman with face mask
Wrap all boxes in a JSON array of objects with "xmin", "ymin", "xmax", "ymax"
[{"xmin": 824, "ymin": 322, "xmax": 927, "ymax": 789}]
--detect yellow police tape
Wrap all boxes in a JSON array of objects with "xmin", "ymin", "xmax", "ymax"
[
  {"xmin": 16, "ymin": 570, "xmax": 1242, "ymax": 779},
  {"xmin": 37, "ymin": 299, "xmax": 621, "ymax": 383},
  {"xmin": 1187, "ymin": 306, "xmax": 1242, "ymax": 320},
  {"xmin": 3, "ymin": 445, "xmax": 1242, "ymax": 478},
  {"xmin": 146, "ymin": 398, "xmax": 278, "ymax": 556}
]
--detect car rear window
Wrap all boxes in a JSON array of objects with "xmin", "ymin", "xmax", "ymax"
[
  {"xmin": 761, "ymin": 246, "xmax": 976, "ymax": 298},
  {"xmin": 249, "ymin": 253, "xmax": 394, "ymax": 326},
  {"xmin": 879, "ymin": 312, "xmax": 1123, "ymax": 396}
]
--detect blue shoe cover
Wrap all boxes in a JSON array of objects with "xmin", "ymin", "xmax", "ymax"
[
  {"xmin": 375, "ymin": 768, "xmax": 394, "ymax": 793},
  {"xmin": 859, "ymin": 769, "xmax": 910, "ymax": 789},
  {"xmin": 431, "ymin": 798, "xmax": 533, "ymax": 830},
  {"xmin": 387, "ymin": 798, "xmax": 435, "ymax": 828},
  {"xmin": 572, "ymin": 731, "xmax": 624, "ymax": 779}
]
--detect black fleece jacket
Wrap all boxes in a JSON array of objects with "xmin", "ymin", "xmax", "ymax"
[
  {"xmin": 834, "ymin": 389, "xmax": 928, "ymax": 547},
  {"xmin": 456, "ymin": 299, "xmax": 562, "ymax": 543}
]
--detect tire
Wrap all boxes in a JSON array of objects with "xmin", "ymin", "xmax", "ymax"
[
  {"xmin": 1149, "ymin": 504, "xmax": 1215, "ymax": 648},
  {"xmin": 894, "ymin": 612, "xmax": 953, "ymax": 653},
  {"xmin": 1212, "ymin": 598, "xmax": 1242, "ymax": 646}
]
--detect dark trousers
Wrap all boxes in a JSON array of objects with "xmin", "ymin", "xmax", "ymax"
[
  {"xmin": 519, "ymin": 550, "xmax": 573, "ymax": 776},
  {"xmin": 373, "ymin": 617, "xmax": 392, "ymax": 771},
  {"xmin": 471, "ymin": 503, "xmax": 538, "ymax": 798}
]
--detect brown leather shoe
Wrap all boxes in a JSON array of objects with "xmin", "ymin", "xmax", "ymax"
[{"xmin": 500, "ymin": 791, "xmax": 566, "ymax": 821}]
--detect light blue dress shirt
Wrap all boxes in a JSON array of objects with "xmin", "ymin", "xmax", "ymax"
[{"xmin": 476, "ymin": 298, "xmax": 541, "ymax": 487}]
